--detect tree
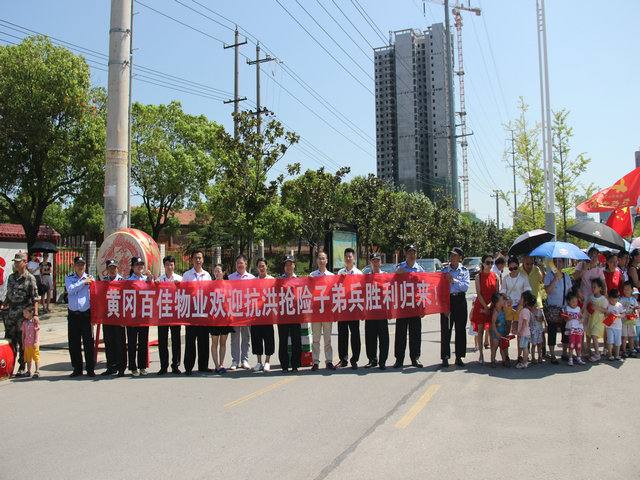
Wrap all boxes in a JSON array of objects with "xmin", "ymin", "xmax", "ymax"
[
  {"xmin": 281, "ymin": 166, "xmax": 351, "ymax": 271},
  {"xmin": 0, "ymin": 36, "xmax": 106, "ymax": 247},
  {"xmin": 346, "ymin": 174, "xmax": 393, "ymax": 255},
  {"xmin": 131, "ymin": 101, "xmax": 225, "ymax": 241},
  {"xmin": 503, "ymin": 98, "xmax": 545, "ymax": 230},
  {"xmin": 212, "ymin": 111, "xmax": 299, "ymax": 266},
  {"xmin": 552, "ymin": 109, "xmax": 591, "ymax": 241}
]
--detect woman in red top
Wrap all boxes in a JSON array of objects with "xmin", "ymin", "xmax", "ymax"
[
  {"xmin": 470, "ymin": 254, "xmax": 499, "ymax": 364},
  {"xmin": 603, "ymin": 252, "xmax": 624, "ymax": 295}
]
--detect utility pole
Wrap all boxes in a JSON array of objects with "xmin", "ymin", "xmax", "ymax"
[
  {"xmin": 247, "ymin": 42, "xmax": 275, "ymax": 136},
  {"xmin": 491, "ymin": 190, "xmax": 500, "ymax": 227},
  {"xmin": 224, "ymin": 26, "xmax": 247, "ymax": 138},
  {"xmin": 126, "ymin": 0, "xmax": 134, "ymax": 228},
  {"xmin": 509, "ymin": 129, "xmax": 517, "ymax": 224},
  {"xmin": 536, "ymin": 0, "xmax": 555, "ymax": 238},
  {"xmin": 104, "ymin": 0, "xmax": 132, "ymax": 238},
  {"xmin": 443, "ymin": 0, "xmax": 459, "ymax": 209}
]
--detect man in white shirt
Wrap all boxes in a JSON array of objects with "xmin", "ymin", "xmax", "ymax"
[
  {"xmin": 156, "ymin": 255, "xmax": 183, "ymax": 375},
  {"xmin": 309, "ymin": 252, "xmax": 336, "ymax": 371},
  {"xmin": 181, "ymin": 250, "xmax": 212, "ymax": 375},
  {"xmin": 337, "ymin": 247, "xmax": 362, "ymax": 369},
  {"xmin": 228, "ymin": 254, "xmax": 254, "ymax": 370}
]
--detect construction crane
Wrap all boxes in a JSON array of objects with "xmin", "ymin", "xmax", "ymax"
[{"xmin": 423, "ymin": 1, "xmax": 480, "ymax": 213}]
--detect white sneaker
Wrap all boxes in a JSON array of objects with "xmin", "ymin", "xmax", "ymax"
[
  {"xmin": 241, "ymin": 360, "xmax": 251, "ymax": 370},
  {"xmin": 229, "ymin": 362, "xmax": 238, "ymax": 370},
  {"xmin": 568, "ymin": 358, "xmax": 574, "ymax": 366},
  {"xmin": 140, "ymin": 369, "xmax": 148, "ymax": 376},
  {"xmin": 263, "ymin": 362, "xmax": 270, "ymax": 372},
  {"xmin": 252, "ymin": 363, "xmax": 263, "ymax": 372},
  {"xmin": 131, "ymin": 370, "xmax": 140, "ymax": 377}
]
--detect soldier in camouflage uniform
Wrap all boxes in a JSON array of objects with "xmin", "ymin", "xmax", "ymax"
[{"xmin": 2, "ymin": 252, "xmax": 39, "ymax": 376}]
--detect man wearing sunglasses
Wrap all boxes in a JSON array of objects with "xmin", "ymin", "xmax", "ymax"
[{"xmin": 440, "ymin": 247, "xmax": 469, "ymax": 367}]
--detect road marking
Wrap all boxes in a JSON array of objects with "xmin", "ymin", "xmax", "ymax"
[
  {"xmin": 395, "ymin": 384, "xmax": 441, "ymax": 429},
  {"xmin": 224, "ymin": 376, "xmax": 298, "ymax": 408}
]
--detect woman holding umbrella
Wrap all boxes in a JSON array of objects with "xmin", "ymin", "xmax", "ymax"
[
  {"xmin": 470, "ymin": 254, "xmax": 499, "ymax": 364},
  {"xmin": 544, "ymin": 258, "xmax": 573, "ymax": 363},
  {"xmin": 573, "ymin": 247, "xmax": 605, "ymax": 354}
]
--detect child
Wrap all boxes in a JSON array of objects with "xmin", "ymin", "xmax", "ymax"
[
  {"xmin": 516, "ymin": 291, "xmax": 537, "ymax": 369},
  {"xmin": 489, "ymin": 293, "xmax": 508, "ymax": 367},
  {"xmin": 20, "ymin": 305, "xmax": 40, "ymax": 378},
  {"xmin": 564, "ymin": 292, "xmax": 585, "ymax": 366},
  {"xmin": 619, "ymin": 282, "xmax": 638, "ymax": 357},
  {"xmin": 529, "ymin": 299, "xmax": 545, "ymax": 364},
  {"xmin": 605, "ymin": 289, "xmax": 625, "ymax": 361},
  {"xmin": 584, "ymin": 278, "xmax": 608, "ymax": 362}
]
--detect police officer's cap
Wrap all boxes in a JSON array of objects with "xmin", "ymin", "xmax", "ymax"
[
  {"xmin": 449, "ymin": 247, "xmax": 464, "ymax": 257},
  {"xmin": 369, "ymin": 252, "xmax": 382, "ymax": 260},
  {"xmin": 106, "ymin": 259, "xmax": 118, "ymax": 268},
  {"xmin": 283, "ymin": 255, "xmax": 295, "ymax": 264},
  {"xmin": 404, "ymin": 244, "xmax": 417, "ymax": 252},
  {"xmin": 131, "ymin": 256, "xmax": 145, "ymax": 266},
  {"xmin": 73, "ymin": 256, "xmax": 86, "ymax": 264}
]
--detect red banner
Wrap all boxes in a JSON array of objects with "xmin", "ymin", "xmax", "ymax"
[{"xmin": 90, "ymin": 273, "xmax": 450, "ymax": 326}]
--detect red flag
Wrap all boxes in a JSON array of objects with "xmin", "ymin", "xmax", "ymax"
[
  {"xmin": 603, "ymin": 314, "xmax": 616, "ymax": 327},
  {"xmin": 605, "ymin": 207, "xmax": 633, "ymax": 237},
  {"xmin": 577, "ymin": 167, "xmax": 640, "ymax": 213}
]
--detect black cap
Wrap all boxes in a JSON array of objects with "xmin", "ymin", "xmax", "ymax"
[
  {"xmin": 73, "ymin": 256, "xmax": 86, "ymax": 264},
  {"xmin": 106, "ymin": 259, "xmax": 118, "ymax": 268},
  {"xmin": 404, "ymin": 244, "xmax": 417, "ymax": 252},
  {"xmin": 283, "ymin": 255, "xmax": 295, "ymax": 264},
  {"xmin": 130, "ymin": 256, "xmax": 145, "ymax": 266},
  {"xmin": 449, "ymin": 247, "xmax": 464, "ymax": 257},
  {"xmin": 370, "ymin": 252, "xmax": 382, "ymax": 260}
]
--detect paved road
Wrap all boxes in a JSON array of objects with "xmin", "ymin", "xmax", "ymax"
[{"xmin": 2, "ymin": 288, "xmax": 639, "ymax": 479}]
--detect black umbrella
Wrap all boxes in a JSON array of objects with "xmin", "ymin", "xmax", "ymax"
[
  {"xmin": 508, "ymin": 229, "xmax": 554, "ymax": 256},
  {"xmin": 29, "ymin": 241, "xmax": 59, "ymax": 254},
  {"xmin": 566, "ymin": 222, "xmax": 626, "ymax": 251}
]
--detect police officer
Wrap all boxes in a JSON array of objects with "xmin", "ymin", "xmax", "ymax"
[
  {"xmin": 101, "ymin": 259, "xmax": 126, "ymax": 376},
  {"xmin": 364, "ymin": 252, "xmax": 389, "ymax": 370},
  {"xmin": 2, "ymin": 252, "xmax": 39, "ymax": 377},
  {"xmin": 65, "ymin": 256, "xmax": 95, "ymax": 377},
  {"xmin": 440, "ymin": 247, "xmax": 470, "ymax": 368},
  {"xmin": 393, "ymin": 244, "xmax": 425, "ymax": 369}
]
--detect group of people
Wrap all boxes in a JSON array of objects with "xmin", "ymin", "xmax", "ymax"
[
  {"xmin": 448, "ymin": 247, "xmax": 639, "ymax": 369},
  {"xmin": 3, "ymin": 243, "xmax": 637, "ymax": 379}
]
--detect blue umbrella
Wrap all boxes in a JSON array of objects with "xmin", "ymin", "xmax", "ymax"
[{"xmin": 529, "ymin": 241, "xmax": 590, "ymax": 260}]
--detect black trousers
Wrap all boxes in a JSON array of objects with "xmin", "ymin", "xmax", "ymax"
[
  {"xmin": 158, "ymin": 325, "xmax": 182, "ymax": 370},
  {"xmin": 251, "ymin": 325, "xmax": 275, "ymax": 356},
  {"xmin": 338, "ymin": 321, "xmax": 361, "ymax": 363},
  {"xmin": 4, "ymin": 316, "xmax": 24, "ymax": 371},
  {"xmin": 103, "ymin": 324, "xmax": 126, "ymax": 372},
  {"xmin": 365, "ymin": 319, "xmax": 389, "ymax": 364},
  {"xmin": 184, "ymin": 326, "xmax": 210, "ymax": 372},
  {"xmin": 278, "ymin": 323, "xmax": 301, "ymax": 369},
  {"xmin": 441, "ymin": 294, "xmax": 468, "ymax": 360},
  {"xmin": 394, "ymin": 316, "xmax": 421, "ymax": 363},
  {"xmin": 547, "ymin": 323, "xmax": 568, "ymax": 347},
  {"xmin": 68, "ymin": 309, "xmax": 95, "ymax": 373},
  {"xmin": 126, "ymin": 326, "xmax": 149, "ymax": 371}
]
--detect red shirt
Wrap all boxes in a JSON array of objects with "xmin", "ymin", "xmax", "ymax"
[{"xmin": 603, "ymin": 269, "xmax": 624, "ymax": 295}]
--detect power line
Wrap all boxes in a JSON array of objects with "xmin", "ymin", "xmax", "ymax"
[
  {"xmin": 294, "ymin": 0, "xmax": 373, "ymax": 81},
  {"xmin": 274, "ymin": 0, "xmax": 374, "ymax": 95},
  {"xmin": 350, "ymin": 0, "xmax": 387, "ymax": 44}
]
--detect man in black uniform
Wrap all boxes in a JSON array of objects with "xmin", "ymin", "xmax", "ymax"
[{"xmin": 101, "ymin": 259, "xmax": 126, "ymax": 376}]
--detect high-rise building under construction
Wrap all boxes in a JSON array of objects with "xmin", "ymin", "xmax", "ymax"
[{"xmin": 374, "ymin": 25, "xmax": 457, "ymax": 203}]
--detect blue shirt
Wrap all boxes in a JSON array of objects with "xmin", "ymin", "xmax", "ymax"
[
  {"xmin": 102, "ymin": 274, "xmax": 123, "ymax": 282},
  {"xmin": 394, "ymin": 261, "xmax": 425, "ymax": 273},
  {"xmin": 441, "ymin": 264, "xmax": 470, "ymax": 294},
  {"xmin": 127, "ymin": 273, "xmax": 150, "ymax": 281},
  {"xmin": 543, "ymin": 271, "xmax": 572, "ymax": 307},
  {"xmin": 65, "ymin": 272, "xmax": 92, "ymax": 312}
]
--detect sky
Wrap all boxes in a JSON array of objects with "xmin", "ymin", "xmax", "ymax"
[{"xmin": 1, "ymin": 0, "xmax": 638, "ymax": 224}]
